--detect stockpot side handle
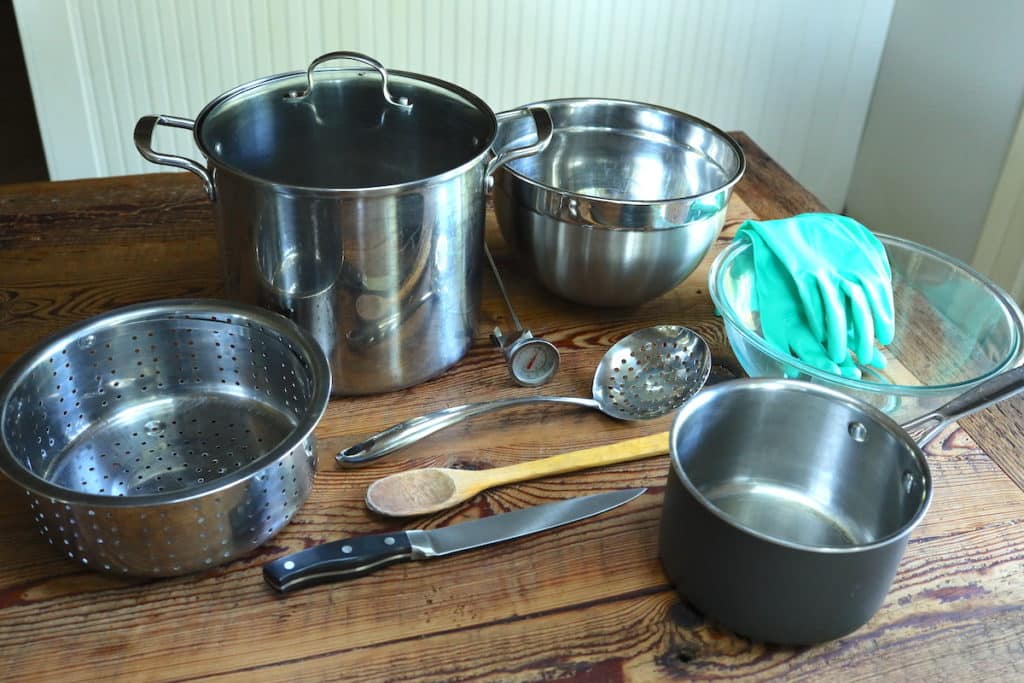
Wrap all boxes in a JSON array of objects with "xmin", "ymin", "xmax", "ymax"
[
  {"xmin": 284, "ymin": 51, "xmax": 413, "ymax": 111},
  {"xmin": 486, "ymin": 106, "xmax": 554, "ymax": 179},
  {"xmin": 134, "ymin": 115, "xmax": 215, "ymax": 201},
  {"xmin": 901, "ymin": 365, "xmax": 1024, "ymax": 446}
]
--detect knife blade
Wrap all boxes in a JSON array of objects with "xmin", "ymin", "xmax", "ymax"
[{"xmin": 263, "ymin": 488, "xmax": 645, "ymax": 593}]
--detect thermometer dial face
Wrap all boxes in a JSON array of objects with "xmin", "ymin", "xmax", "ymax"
[{"xmin": 507, "ymin": 337, "xmax": 560, "ymax": 387}]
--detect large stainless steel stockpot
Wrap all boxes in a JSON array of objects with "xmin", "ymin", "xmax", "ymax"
[
  {"xmin": 493, "ymin": 98, "xmax": 744, "ymax": 307},
  {"xmin": 135, "ymin": 52, "xmax": 550, "ymax": 395}
]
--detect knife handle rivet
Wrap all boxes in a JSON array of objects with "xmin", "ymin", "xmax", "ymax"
[
  {"xmin": 341, "ymin": 544, "xmax": 353, "ymax": 554},
  {"xmin": 283, "ymin": 560, "xmax": 295, "ymax": 570},
  {"xmin": 384, "ymin": 537, "xmax": 396, "ymax": 546}
]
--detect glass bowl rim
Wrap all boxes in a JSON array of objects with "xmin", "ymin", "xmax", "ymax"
[{"xmin": 708, "ymin": 232, "xmax": 1024, "ymax": 396}]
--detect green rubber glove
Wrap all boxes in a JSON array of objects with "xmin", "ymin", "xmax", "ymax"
[
  {"xmin": 740, "ymin": 230, "xmax": 862, "ymax": 378},
  {"xmin": 736, "ymin": 213, "xmax": 894, "ymax": 368}
]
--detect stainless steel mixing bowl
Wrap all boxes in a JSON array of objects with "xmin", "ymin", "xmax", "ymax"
[
  {"xmin": 0, "ymin": 300, "xmax": 331, "ymax": 576},
  {"xmin": 493, "ymin": 98, "xmax": 745, "ymax": 307}
]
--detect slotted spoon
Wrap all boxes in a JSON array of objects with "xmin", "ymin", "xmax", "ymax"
[{"xmin": 337, "ymin": 325, "xmax": 711, "ymax": 464}]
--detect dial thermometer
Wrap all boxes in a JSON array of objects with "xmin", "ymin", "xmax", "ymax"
[{"xmin": 485, "ymin": 245, "xmax": 561, "ymax": 387}]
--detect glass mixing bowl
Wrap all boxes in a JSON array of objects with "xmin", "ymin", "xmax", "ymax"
[{"xmin": 709, "ymin": 233, "xmax": 1024, "ymax": 422}]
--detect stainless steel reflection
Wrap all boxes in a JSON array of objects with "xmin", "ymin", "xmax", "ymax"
[
  {"xmin": 135, "ymin": 52, "xmax": 552, "ymax": 394},
  {"xmin": 214, "ymin": 164, "xmax": 487, "ymax": 394},
  {"xmin": 494, "ymin": 98, "xmax": 744, "ymax": 307},
  {"xmin": 671, "ymin": 381, "xmax": 930, "ymax": 548}
]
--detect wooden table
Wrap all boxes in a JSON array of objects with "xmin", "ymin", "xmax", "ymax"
[{"xmin": 1, "ymin": 134, "xmax": 1022, "ymax": 681}]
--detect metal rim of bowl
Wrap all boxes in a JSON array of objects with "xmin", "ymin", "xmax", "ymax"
[
  {"xmin": 708, "ymin": 232, "xmax": 1024, "ymax": 397},
  {"xmin": 667, "ymin": 377, "xmax": 934, "ymax": 554},
  {"xmin": 501, "ymin": 96, "xmax": 747, "ymax": 208},
  {"xmin": 0, "ymin": 298, "xmax": 332, "ymax": 507}
]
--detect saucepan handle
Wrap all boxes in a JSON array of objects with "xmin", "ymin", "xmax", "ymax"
[
  {"xmin": 486, "ymin": 106, "xmax": 554, "ymax": 181},
  {"xmin": 133, "ymin": 115, "xmax": 215, "ymax": 201},
  {"xmin": 284, "ymin": 51, "xmax": 413, "ymax": 111},
  {"xmin": 902, "ymin": 365, "xmax": 1024, "ymax": 445}
]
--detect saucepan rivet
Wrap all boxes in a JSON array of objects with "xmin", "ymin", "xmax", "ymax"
[{"xmin": 848, "ymin": 422, "xmax": 868, "ymax": 443}]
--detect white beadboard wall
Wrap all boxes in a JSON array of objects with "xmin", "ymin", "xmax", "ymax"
[{"xmin": 14, "ymin": 0, "xmax": 893, "ymax": 210}]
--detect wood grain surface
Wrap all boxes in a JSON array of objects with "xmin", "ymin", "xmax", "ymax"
[{"xmin": 0, "ymin": 134, "xmax": 1022, "ymax": 682}]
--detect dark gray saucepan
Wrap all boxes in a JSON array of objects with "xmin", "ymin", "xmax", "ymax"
[{"xmin": 659, "ymin": 367, "xmax": 1024, "ymax": 644}]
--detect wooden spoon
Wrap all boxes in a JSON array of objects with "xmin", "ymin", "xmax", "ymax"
[{"xmin": 364, "ymin": 431, "xmax": 668, "ymax": 517}]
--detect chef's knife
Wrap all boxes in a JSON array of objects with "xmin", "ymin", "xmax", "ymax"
[{"xmin": 263, "ymin": 488, "xmax": 645, "ymax": 593}]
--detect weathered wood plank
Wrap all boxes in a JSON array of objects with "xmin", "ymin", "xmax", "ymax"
[
  {"xmin": 2, "ymin": 492, "xmax": 1021, "ymax": 681},
  {"xmin": 0, "ymin": 420, "xmax": 1020, "ymax": 682}
]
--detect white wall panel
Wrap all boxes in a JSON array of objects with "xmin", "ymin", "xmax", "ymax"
[
  {"xmin": 15, "ymin": 0, "xmax": 894, "ymax": 210},
  {"xmin": 847, "ymin": 0, "xmax": 1024, "ymax": 265}
]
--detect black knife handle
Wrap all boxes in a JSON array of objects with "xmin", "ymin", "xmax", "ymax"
[{"xmin": 263, "ymin": 531, "xmax": 414, "ymax": 593}]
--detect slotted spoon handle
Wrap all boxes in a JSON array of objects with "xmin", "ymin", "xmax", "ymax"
[{"xmin": 337, "ymin": 396, "xmax": 602, "ymax": 464}]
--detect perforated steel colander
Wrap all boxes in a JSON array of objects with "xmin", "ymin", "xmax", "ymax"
[{"xmin": 0, "ymin": 300, "xmax": 331, "ymax": 576}]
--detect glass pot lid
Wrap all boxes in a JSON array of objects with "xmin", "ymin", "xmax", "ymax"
[{"xmin": 194, "ymin": 52, "xmax": 497, "ymax": 191}]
